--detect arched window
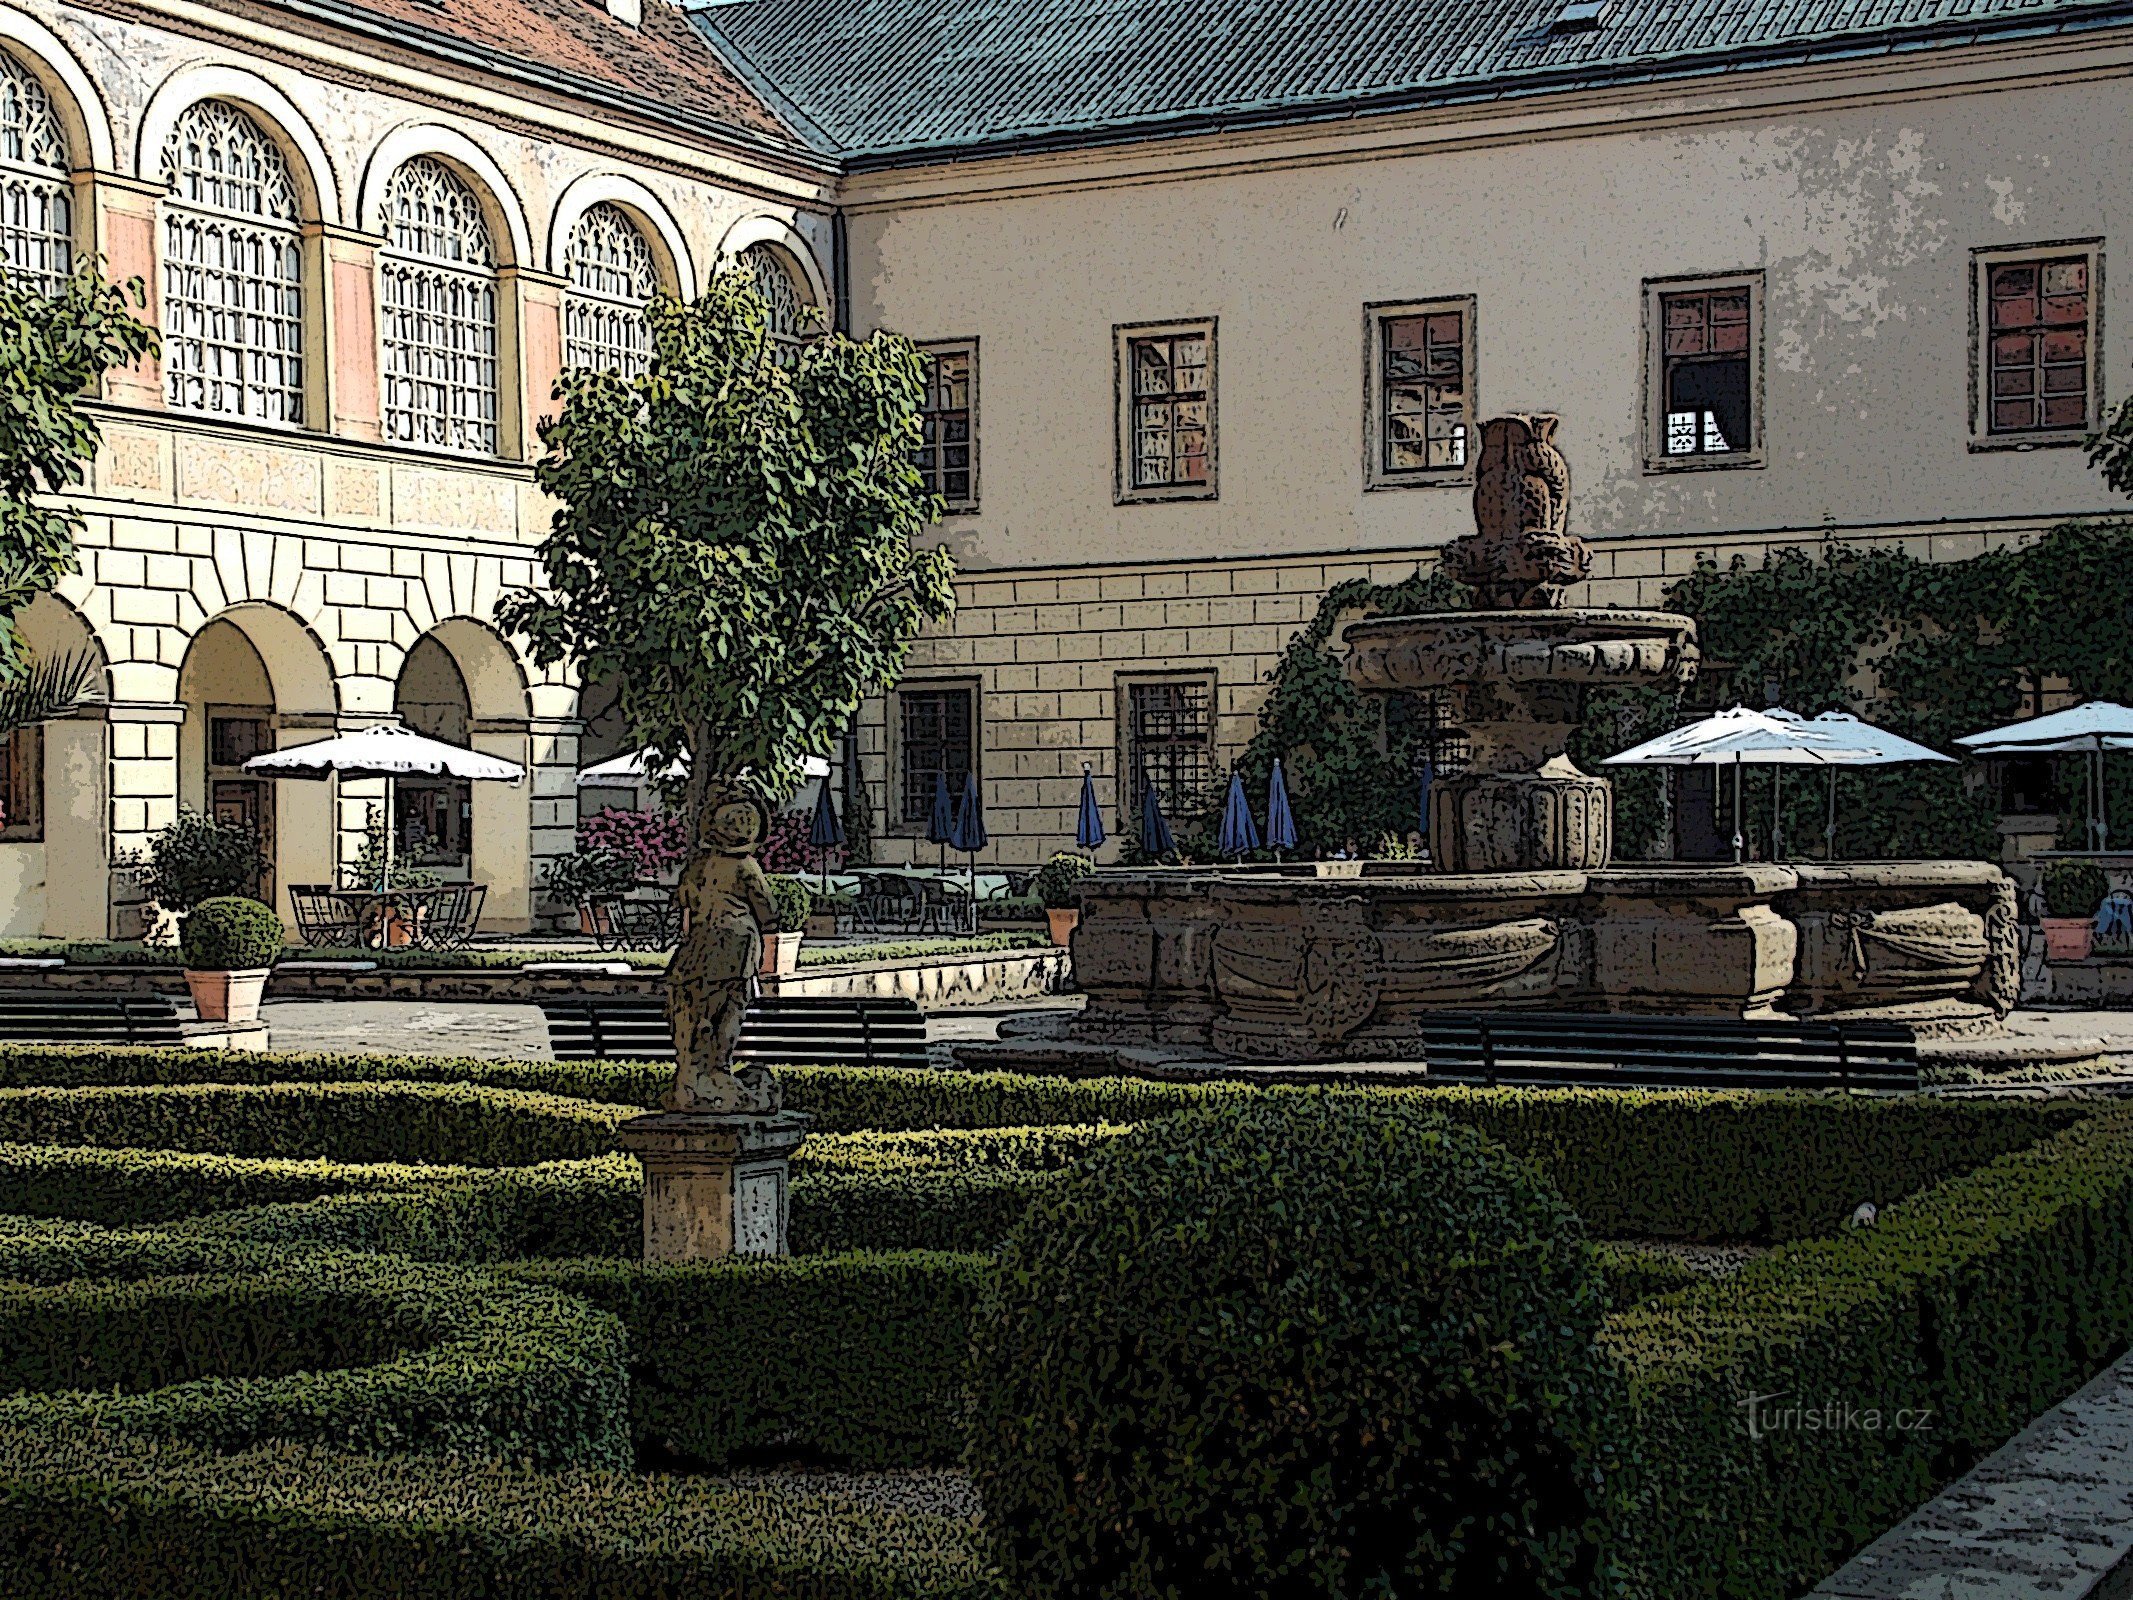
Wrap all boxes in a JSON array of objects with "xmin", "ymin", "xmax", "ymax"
[
  {"xmin": 737, "ymin": 243, "xmax": 813, "ymax": 351},
  {"xmin": 159, "ymin": 101, "xmax": 303, "ymax": 423},
  {"xmin": 380, "ymin": 158, "xmax": 497, "ymax": 455},
  {"xmin": 563, "ymin": 203, "xmax": 657, "ymax": 375},
  {"xmin": 0, "ymin": 51, "xmax": 70, "ymax": 295}
]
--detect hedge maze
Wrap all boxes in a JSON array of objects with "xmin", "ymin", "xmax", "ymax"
[{"xmin": 0, "ymin": 1039, "xmax": 2126, "ymax": 1597}]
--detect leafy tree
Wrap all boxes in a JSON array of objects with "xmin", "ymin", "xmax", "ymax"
[
  {"xmin": 0, "ymin": 262, "xmax": 157, "ymax": 679},
  {"xmin": 498, "ymin": 269, "xmax": 955, "ymax": 850}
]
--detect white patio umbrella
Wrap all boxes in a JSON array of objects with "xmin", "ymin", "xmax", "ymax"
[
  {"xmin": 1768, "ymin": 709, "xmax": 1954, "ymax": 859},
  {"xmin": 573, "ymin": 749, "xmax": 830, "ymax": 789},
  {"xmin": 1601, "ymin": 705, "xmax": 1871, "ymax": 863},
  {"xmin": 1955, "ymin": 701, "xmax": 2133, "ymax": 852},
  {"xmin": 244, "ymin": 722, "xmax": 524, "ymax": 889}
]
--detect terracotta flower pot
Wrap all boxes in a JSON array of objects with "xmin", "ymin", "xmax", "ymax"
[
  {"xmin": 759, "ymin": 930, "xmax": 803, "ymax": 978},
  {"xmin": 186, "ymin": 967, "xmax": 270, "ymax": 1024},
  {"xmin": 1046, "ymin": 907, "xmax": 1080, "ymax": 947},
  {"xmin": 2042, "ymin": 917, "xmax": 2095, "ymax": 963}
]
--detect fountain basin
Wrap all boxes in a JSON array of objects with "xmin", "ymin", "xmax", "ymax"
[{"xmin": 1060, "ymin": 860, "xmax": 2017, "ymax": 1063}]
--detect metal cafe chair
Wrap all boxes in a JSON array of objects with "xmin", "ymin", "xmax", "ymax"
[{"xmin": 289, "ymin": 885, "xmax": 362, "ymax": 948}]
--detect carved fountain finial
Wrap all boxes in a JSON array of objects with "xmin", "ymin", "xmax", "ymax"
[{"xmin": 1446, "ymin": 414, "xmax": 1591, "ymax": 610}]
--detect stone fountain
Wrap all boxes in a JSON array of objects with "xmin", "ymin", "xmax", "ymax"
[{"xmin": 966, "ymin": 415, "xmax": 2043, "ymax": 1078}]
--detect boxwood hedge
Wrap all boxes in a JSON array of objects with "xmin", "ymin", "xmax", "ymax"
[
  {"xmin": 0, "ymin": 1424, "xmax": 1000, "ymax": 1600},
  {"xmin": 0, "ymin": 1222, "xmax": 628, "ymax": 1469},
  {"xmin": 0, "ymin": 1141, "xmax": 467, "ymax": 1224}
]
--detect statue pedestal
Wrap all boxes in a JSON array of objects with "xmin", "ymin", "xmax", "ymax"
[{"xmin": 616, "ymin": 1109, "xmax": 811, "ymax": 1262}]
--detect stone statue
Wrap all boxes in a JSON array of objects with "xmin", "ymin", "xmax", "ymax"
[
  {"xmin": 663, "ymin": 794, "xmax": 782, "ymax": 1114},
  {"xmin": 1448, "ymin": 413, "xmax": 1590, "ymax": 609}
]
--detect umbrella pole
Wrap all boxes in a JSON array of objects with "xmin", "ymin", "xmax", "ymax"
[
  {"xmin": 1827, "ymin": 768, "xmax": 1838, "ymax": 861},
  {"xmin": 1731, "ymin": 756, "xmax": 1744, "ymax": 864},
  {"xmin": 1773, "ymin": 767, "xmax": 1783, "ymax": 862},
  {"xmin": 2101, "ymin": 740, "xmax": 2112, "ymax": 852},
  {"xmin": 382, "ymin": 775, "xmax": 394, "ymax": 893}
]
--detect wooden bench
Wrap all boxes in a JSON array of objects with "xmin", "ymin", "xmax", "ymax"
[
  {"xmin": 0, "ymin": 991, "xmax": 185, "ymax": 1047},
  {"xmin": 538, "ymin": 994, "xmax": 929, "ymax": 1070},
  {"xmin": 1417, "ymin": 1010, "xmax": 1920, "ymax": 1092}
]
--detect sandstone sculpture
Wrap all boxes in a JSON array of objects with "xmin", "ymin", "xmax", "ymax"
[
  {"xmin": 663, "ymin": 794, "xmax": 781, "ymax": 1114},
  {"xmin": 1448, "ymin": 413, "xmax": 1591, "ymax": 610}
]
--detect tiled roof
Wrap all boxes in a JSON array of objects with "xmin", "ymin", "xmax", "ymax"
[
  {"xmin": 280, "ymin": 0, "xmax": 797, "ymax": 144},
  {"xmin": 693, "ymin": 0, "xmax": 2133, "ymax": 162}
]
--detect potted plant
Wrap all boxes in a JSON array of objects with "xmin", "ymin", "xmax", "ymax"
[
  {"xmin": 539, "ymin": 849, "xmax": 639, "ymax": 936},
  {"xmin": 344, "ymin": 808, "xmax": 445, "ymax": 946},
  {"xmin": 759, "ymin": 875, "xmax": 812, "ymax": 978},
  {"xmin": 806, "ymin": 887, "xmax": 855, "ymax": 938},
  {"xmin": 1034, "ymin": 852, "xmax": 1097, "ymax": 946},
  {"xmin": 2041, "ymin": 860, "xmax": 2111, "ymax": 962},
  {"xmin": 125, "ymin": 809, "xmax": 266, "ymax": 944},
  {"xmin": 180, "ymin": 895, "xmax": 282, "ymax": 1024}
]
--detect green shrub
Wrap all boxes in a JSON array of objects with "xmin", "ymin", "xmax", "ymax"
[
  {"xmin": 794, "ymin": 1167, "xmax": 1062, "ymax": 1254},
  {"xmin": 2043, "ymin": 859, "xmax": 2111, "ymax": 919},
  {"xmin": 1591, "ymin": 1242, "xmax": 1703, "ymax": 1309},
  {"xmin": 1607, "ymin": 1107, "xmax": 2133, "ymax": 1597},
  {"xmin": 177, "ymin": 895, "xmax": 283, "ymax": 971},
  {"xmin": 0, "ymin": 1424, "xmax": 999, "ymax": 1600},
  {"xmin": 125, "ymin": 809, "xmax": 265, "ymax": 916},
  {"xmin": 0, "ymin": 1082, "xmax": 627, "ymax": 1167},
  {"xmin": 766, "ymin": 874, "xmax": 815, "ymax": 933},
  {"xmin": 0, "ymin": 1223, "xmax": 628, "ymax": 1469},
  {"xmin": 503, "ymin": 1251, "xmax": 987, "ymax": 1469},
  {"xmin": 1030, "ymin": 852, "xmax": 1095, "ymax": 909},
  {"xmin": 968, "ymin": 1094, "xmax": 1623, "ymax": 1599},
  {"xmin": 976, "ymin": 893, "xmax": 1043, "ymax": 922},
  {"xmin": 0, "ymin": 1142, "xmax": 466, "ymax": 1225}
]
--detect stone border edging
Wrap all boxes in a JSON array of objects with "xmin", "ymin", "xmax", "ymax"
[{"xmin": 1805, "ymin": 1347, "xmax": 2133, "ymax": 1597}]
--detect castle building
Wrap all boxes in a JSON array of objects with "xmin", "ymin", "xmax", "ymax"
[{"xmin": 1, "ymin": 0, "xmax": 2126, "ymax": 931}]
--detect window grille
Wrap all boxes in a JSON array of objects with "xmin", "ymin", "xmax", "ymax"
[
  {"xmin": 1126, "ymin": 679, "xmax": 1216, "ymax": 814},
  {"xmin": 380, "ymin": 158, "xmax": 497, "ymax": 455},
  {"xmin": 0, "ymin": 51, "xmax": 69, "ymax": 295},
  {"xmin": 563, "ymin": 203, "xmax": 657, "ymax": 375},
  {"xmin": 1128, "ymin": 332, "xmax": 1212, "ymax": 490},
  {"xmin": 159, "ymin": 101, "xmax": 303, "ymax": 423},
  {"xmin": 1377, "ymin": 306, "xmax": 1469, "ymax": 476},
  {"xmin": 738, "ymin": 243, "xmax": 813, "ymax": 350},
  {"xmin": 899, "ymin": 686, "xmax": 974, "ymax": 825}
]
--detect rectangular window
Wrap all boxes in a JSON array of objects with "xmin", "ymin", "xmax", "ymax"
[
  {"xmin": 1974, "ymin": 244, "xmax": 2101, "ymax": 444},
  {"xmin": 1122, "ymin": 676, "xmax": 1216, "ymax": 818},
  {"xmin": 1645, "ymin": 274, "xmax": 1763, "ymax": 469},
  {"xmin": 1116, "ymin": 319, "xmax": 1216, "ymax": 503},
  {"xmin": 0, "ymin": 726, "xmax": 42, "ymax": 842},
  {"xmin": 897, "ymin": 684, "xmax": 977, "ymax": 827},
  {"xmin": 916, "ymin": 342, "xmax": 978, "ymax": 511},
  {"xmin": 1366, "ymin": 298, "xmax": 1475, "ymax": 488}
]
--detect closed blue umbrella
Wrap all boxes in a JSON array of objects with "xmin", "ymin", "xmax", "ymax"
[
  {"xmin": 1418, "ymin": 758, "xmax": 1435, "ymax": 852},
  {"xmin": 1075, "ymin": 764, "xmax": 1106, "ymax": 850},
  {"xmin": 927, "ymin": 770, "xmax": 956, "ymax": 870},
  {"xmin": 1218, "ymin": 771, "xmax": 1261, "ymax": 858},
  {"xmin": 1140, "ymin": 781, "xmax": 1176, "ymax": 861},
  {"xmin": 1266, "ymin": 759, "xmax": 1296, "ymax": 858},
  {"xmin": 950, "ymin": 771, "xmax": 987, "ymax": 931},
  {"xmin": 809, "ymin": 778, "xmax": 844, "ymax": 892}
]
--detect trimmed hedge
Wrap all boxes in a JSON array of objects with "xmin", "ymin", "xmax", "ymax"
[
  {"xmin": 1607, "ymin": 1106, "xmax": 2133, "ymax": 1597},
  {"xmin": 1591, "ymin": 1242, "xmax": 1702, "ymax": 1309},
  {"xmin": 0, "ymin": 1081, "xmax": 628, "ymax": 1167},
  {"xmin": 503, "ymin": 1251, "xmax": 986, "ymax": 1469},
  {"xmin": 0, "ymin": 1424, "xmax": 1000, "ymax": 1600},
  {"xmin": 0, "ymin": 1141, "xmax": 466, "ymax": 1224},
  {"xmin": 0, "ymin": 1223, "xmax": 628, "ymax": 1469}
]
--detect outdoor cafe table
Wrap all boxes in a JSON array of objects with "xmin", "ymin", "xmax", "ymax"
[{"xmin": 326, "ymin": 884, "xmax": 471, "ymax": 950}]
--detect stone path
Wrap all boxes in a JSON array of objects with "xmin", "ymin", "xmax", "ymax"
[{"xmin": 1808, "ymin": 1349, "xmax": 2133, "ymax": 1597}]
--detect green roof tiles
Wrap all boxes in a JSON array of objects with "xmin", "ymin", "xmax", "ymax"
[{"xmin": 690, "ymin": 0, "xmax": 2133, "ymax": 163}]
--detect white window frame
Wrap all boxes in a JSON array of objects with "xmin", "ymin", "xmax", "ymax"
[
  {"xmin": 564, "ymin": 202, "xmax": 658, "ymax": 375},
  {"xmin": 378, "ymin": 157, "xmax": 499, "ymax": 457},
  {"xmin": 0, "ymin": 50, "xmax": 71, "ymax": 296},
  {"xmin": 158, "ymin": 100, "xmax": 305, "ymax": 426}
]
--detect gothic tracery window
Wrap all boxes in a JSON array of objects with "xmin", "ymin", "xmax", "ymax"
[
  {"xmin": 0, "ymin": 51, "xmax": 70, "ymax": 295},
  {"xmin": 563, "ymin": 202, "xmax": 657, "ymax": 375},
  {"xmin": 380, "ymin": 157, "xmax": 498, "ymax": 455},
  {"xmin": 737, "ymin": 242, "xmax": 813, "ymax": 350},
  {"xmin": 159, "ymin": 101, "xmax": 304, "ymax": 423}
]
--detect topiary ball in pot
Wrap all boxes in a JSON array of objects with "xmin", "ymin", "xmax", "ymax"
[
  {"xmin": 967, "ymin": 1092, "xmax": 1624, "ymax": 1599},
  {"xmin": 179, "ymin": 895, "xmax": 284, "ymax": 1025}
]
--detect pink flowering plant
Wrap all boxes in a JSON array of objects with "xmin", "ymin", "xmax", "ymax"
[
  {"xmin": 759, "ymin": 811, "xmax": 842, "ymax": 875},
  {"xmin": 576, "ymin": 806, "xmax": 690, "ymax": 881}
]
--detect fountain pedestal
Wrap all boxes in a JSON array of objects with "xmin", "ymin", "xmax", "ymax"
[{"xmin": 1343, "ymin": 608, "xmax": 1699, "ymax": 872}]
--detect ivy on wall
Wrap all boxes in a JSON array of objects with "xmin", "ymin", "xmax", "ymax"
[{"xmin": 1206, "ymin": 519, "xmax": 2133, "ymax": 863}]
